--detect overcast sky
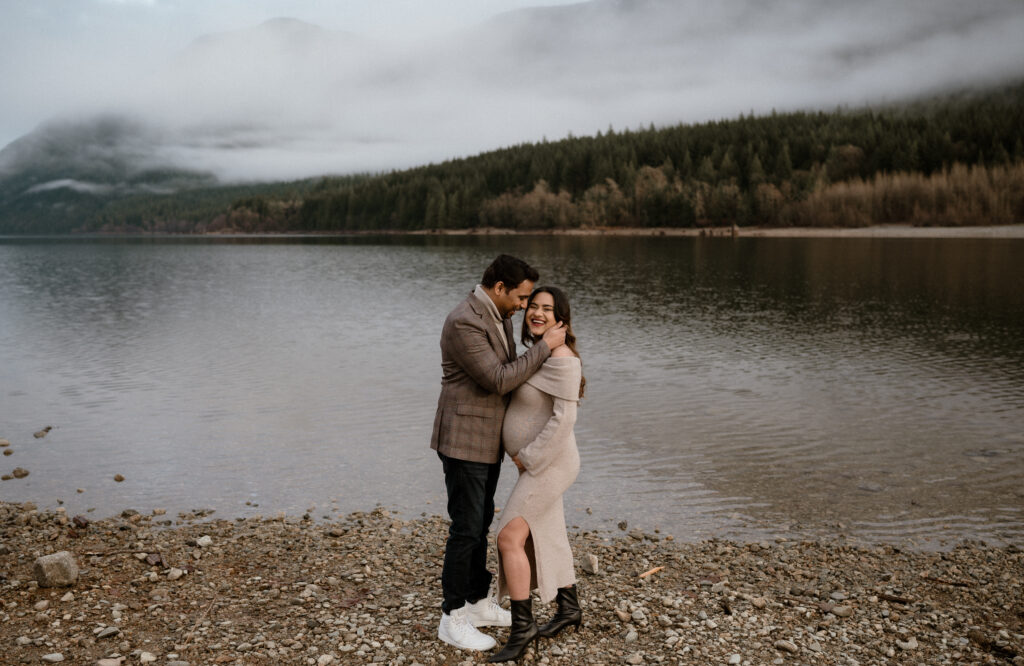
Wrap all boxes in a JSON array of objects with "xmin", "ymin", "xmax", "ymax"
[
  {"xmin": 0, "ymin": 0, "xmax": 580, "ymax": 148},
  {"xmin": 2, "ymin": 0, "xmax": 1023, "ymax": 182}
]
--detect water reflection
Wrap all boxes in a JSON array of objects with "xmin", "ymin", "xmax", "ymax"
[{"xmin": 0, "ymin": 235, "xmax": 1021, "ymax": 547}]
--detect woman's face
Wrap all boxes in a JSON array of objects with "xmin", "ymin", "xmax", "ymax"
[{"xmin": 525, "ymin": 291, "xmax": 558, "ymax": 337}]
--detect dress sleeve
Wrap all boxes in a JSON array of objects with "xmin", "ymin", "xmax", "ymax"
[{"xmin": 515, "ymin": 396, "xmax": 578, "ymax": 474}]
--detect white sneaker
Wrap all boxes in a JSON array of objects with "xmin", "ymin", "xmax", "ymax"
[
  {"xmin": 438, "ymin": 606, "xmax": 497, "ymax": 651},
  {"xmin": 464, "ymin": 596, "xmax": 512, "ymax": 627}
]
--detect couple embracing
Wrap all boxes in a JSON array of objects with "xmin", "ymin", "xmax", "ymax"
[{"xmin": 431, "ymin": 254, "xmax": 586, "ymax": 662}]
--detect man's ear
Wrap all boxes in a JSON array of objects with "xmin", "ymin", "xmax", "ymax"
[{"xmin": 493, "ymin": 281, "xmax": 506, "ymax": 295}]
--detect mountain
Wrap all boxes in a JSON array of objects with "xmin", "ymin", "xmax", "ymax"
[
  {"xmin": 0, "ymin": 116, "xmax": 219, "ymax": 233},
  {"xmin": 1, "ymin": 0, "xmax": 1023, "ymax": 232}
]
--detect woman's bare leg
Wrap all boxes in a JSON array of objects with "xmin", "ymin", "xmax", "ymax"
[{"xmin": 497, "ymin": 517, "xmax": 531, "ymax": 599}]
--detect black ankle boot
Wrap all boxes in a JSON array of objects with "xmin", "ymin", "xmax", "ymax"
[
  {"xmin": 537, "ymin": 585, "xmax": 582, "ymax": 638},
  {"xmin": 487, "ymin": 598, "xmax": 538, "ymax": 663}
]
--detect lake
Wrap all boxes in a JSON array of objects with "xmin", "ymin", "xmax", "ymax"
[{"xmin": 1, "ymin": 234, "xmax": 1022, "ymax": 547}]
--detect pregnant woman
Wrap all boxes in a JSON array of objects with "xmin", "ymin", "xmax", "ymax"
[{"xmin": 489, "ymin": 286, "xmax": 586, "ymax": 663}]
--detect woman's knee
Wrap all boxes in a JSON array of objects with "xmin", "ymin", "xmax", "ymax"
[{"xmin": 497, "ymin": 519, "xmax": 528, "ymax": 553}]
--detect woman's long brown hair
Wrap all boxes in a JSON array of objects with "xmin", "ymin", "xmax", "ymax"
[{"xmin": 521, "ymin": 286, "xmax": 586, "ymax": 399}]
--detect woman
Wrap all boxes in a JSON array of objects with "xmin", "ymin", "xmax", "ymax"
[{"xmin": 489, "ymin": 286, "xmax": 586, "ymax": 663}]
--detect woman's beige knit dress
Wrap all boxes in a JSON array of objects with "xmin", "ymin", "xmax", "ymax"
[{"xmin": 496, "ymin": 355, "xmax": 582, "ymax": 603}]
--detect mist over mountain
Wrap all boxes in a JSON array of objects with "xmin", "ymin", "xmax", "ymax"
[{"xmin": 2, "ymin": 0, "xmax": 1023, "ymax": 202}]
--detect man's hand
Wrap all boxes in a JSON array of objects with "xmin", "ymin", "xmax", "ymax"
[
  {"xmin": 511, "ymin": 455, "xmax": 526, "ymax": 473},
  {"xmin": 542, "ymin": 322, "xmax": 566, "ymax": 350}
]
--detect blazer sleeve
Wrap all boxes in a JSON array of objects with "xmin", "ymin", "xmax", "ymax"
[
  {"xmin": 448, "ymin": 316, "xmax": 550, "ymax": 396},
  {"xmin": 515, "ymin": 396, "xmax": 577, "ymax": 474}
]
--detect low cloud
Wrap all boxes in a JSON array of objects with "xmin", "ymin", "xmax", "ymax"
[
  {"xmin": 25, "ymin": 179, "xmax": 113, "ymax": 195},
  {"xmin": 3, "ymin": 0, "xmax": 1024, "ymax": 182}
]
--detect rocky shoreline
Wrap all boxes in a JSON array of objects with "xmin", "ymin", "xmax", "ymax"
[
  {"xmin": 405, "ymin": 224, "xmax": 1024, "ymax": 239},
  {"xmin": 1, "ymin": 501, "xmax": 1022, "ymax": 665}
]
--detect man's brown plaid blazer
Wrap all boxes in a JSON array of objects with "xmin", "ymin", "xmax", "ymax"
[{"xmin": 430, "ymin": 292, "xmax": 550, "ymax": 464}]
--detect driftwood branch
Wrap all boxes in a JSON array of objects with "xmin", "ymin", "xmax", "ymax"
[{"xmin": 181, "ymin": 592, "xmax": 220, "ymax": 653}]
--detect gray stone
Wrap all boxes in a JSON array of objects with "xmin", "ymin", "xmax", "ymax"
[
  {"xmin": 96, "ymin": 626, "xmax": 120, "ymax": 639},
  {"xmin": 581, "ymin": 553, "xmax": 600, "ymax": 575},
  {"xmin": 34, "ymin": 551, "xmax": 79, "ymax": 587},
  {"xmin": 41, "ymin": 654, "xmax": 64, "ymax": 663},
  {"xmin": 896, "ymin": 636, "xmax": 918, "ymax": 650}
]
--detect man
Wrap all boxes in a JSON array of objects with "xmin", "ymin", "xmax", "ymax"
[{"xmin": 431, "ymin": 254, "xmax": 566, "ymax": 651}]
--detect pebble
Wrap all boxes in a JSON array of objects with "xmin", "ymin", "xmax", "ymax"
[
  {"xmin": 139, "ymin": 653, "xmax": 157, "ymax": 663},
  {"xmin": 774, "ymin": 639, "xmax": 799, "ymax": 653},
  {"xmin": 0, "ymin": 501, "xmax": 1020, "ymax": 665},
  {"xmin": 113, "ymin": 474, "xmax": 125, "ymax": 482},
  {"xmin": 41, "ymin": 654, "xmax": 64, "ymax": 663},
  {"xmin": 897, "ymin": 636, "xmax": 919, "ymax": 650},
  {"xmin": 12, "ymin": 467, "xmax": 29, "ymax": 478},
  {"xmin": 581, "ymin": 552, "xmax": 600, "ymax": 574}
]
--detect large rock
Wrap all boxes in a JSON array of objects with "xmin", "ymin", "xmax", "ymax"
[{"xmin": 34, "ymin": 551, "xmax": 79, "ymax": 587}]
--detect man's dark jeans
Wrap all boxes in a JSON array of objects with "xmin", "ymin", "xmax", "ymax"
[{"xmin": 438, "ymin": 451, "xmax": 501, "ymax": 614}]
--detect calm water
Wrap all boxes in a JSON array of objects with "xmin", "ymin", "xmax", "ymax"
[{"xmin": 1, "ymin": 234, "xmax": 1022, "ymax": 547}]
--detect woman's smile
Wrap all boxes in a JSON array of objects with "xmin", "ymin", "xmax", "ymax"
[{"xmin": 525, "ymin": 291, "xmax": 557, "ymax": 335}]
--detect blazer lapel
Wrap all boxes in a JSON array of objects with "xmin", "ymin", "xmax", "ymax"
[
  {"xmin": 503, "ymin": 318, "xmax": 516, "ymax": 361},
  {"xmin": 468, "ymin": 293, "xmax": 513, "ymax": 362}
]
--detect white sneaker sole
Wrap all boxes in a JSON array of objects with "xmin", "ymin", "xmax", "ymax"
[
  {"xmin": 471, "ymin": 616, "xmax": 512, "ymax": 628},
  {"xmin": 438, "ymin": 624, "xmax": 497, "ymax": 651}
]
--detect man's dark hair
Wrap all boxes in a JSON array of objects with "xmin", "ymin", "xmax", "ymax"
[{"xmin": 481, "ymin": 254, "xmax": 539, "ymax": 289}]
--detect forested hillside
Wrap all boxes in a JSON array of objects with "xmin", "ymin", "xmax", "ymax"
[{"xmin": 4, "ymin": 83, "xmax": 1023, "ymax": 233}]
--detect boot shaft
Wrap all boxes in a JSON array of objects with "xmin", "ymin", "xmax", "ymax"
[{"xmin": 555, "ymin": 585, "xmax": 580, "ymax": 614}]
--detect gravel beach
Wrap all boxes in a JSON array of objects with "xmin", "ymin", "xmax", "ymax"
[{"xmin": 1, "ymin": 502, "xmax": 1022, "ymax": 665}]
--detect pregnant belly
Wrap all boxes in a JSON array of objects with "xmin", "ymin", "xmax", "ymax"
[{"xmin": 502, "ymin": 410, "xmax": 548, "ymax": 456}]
